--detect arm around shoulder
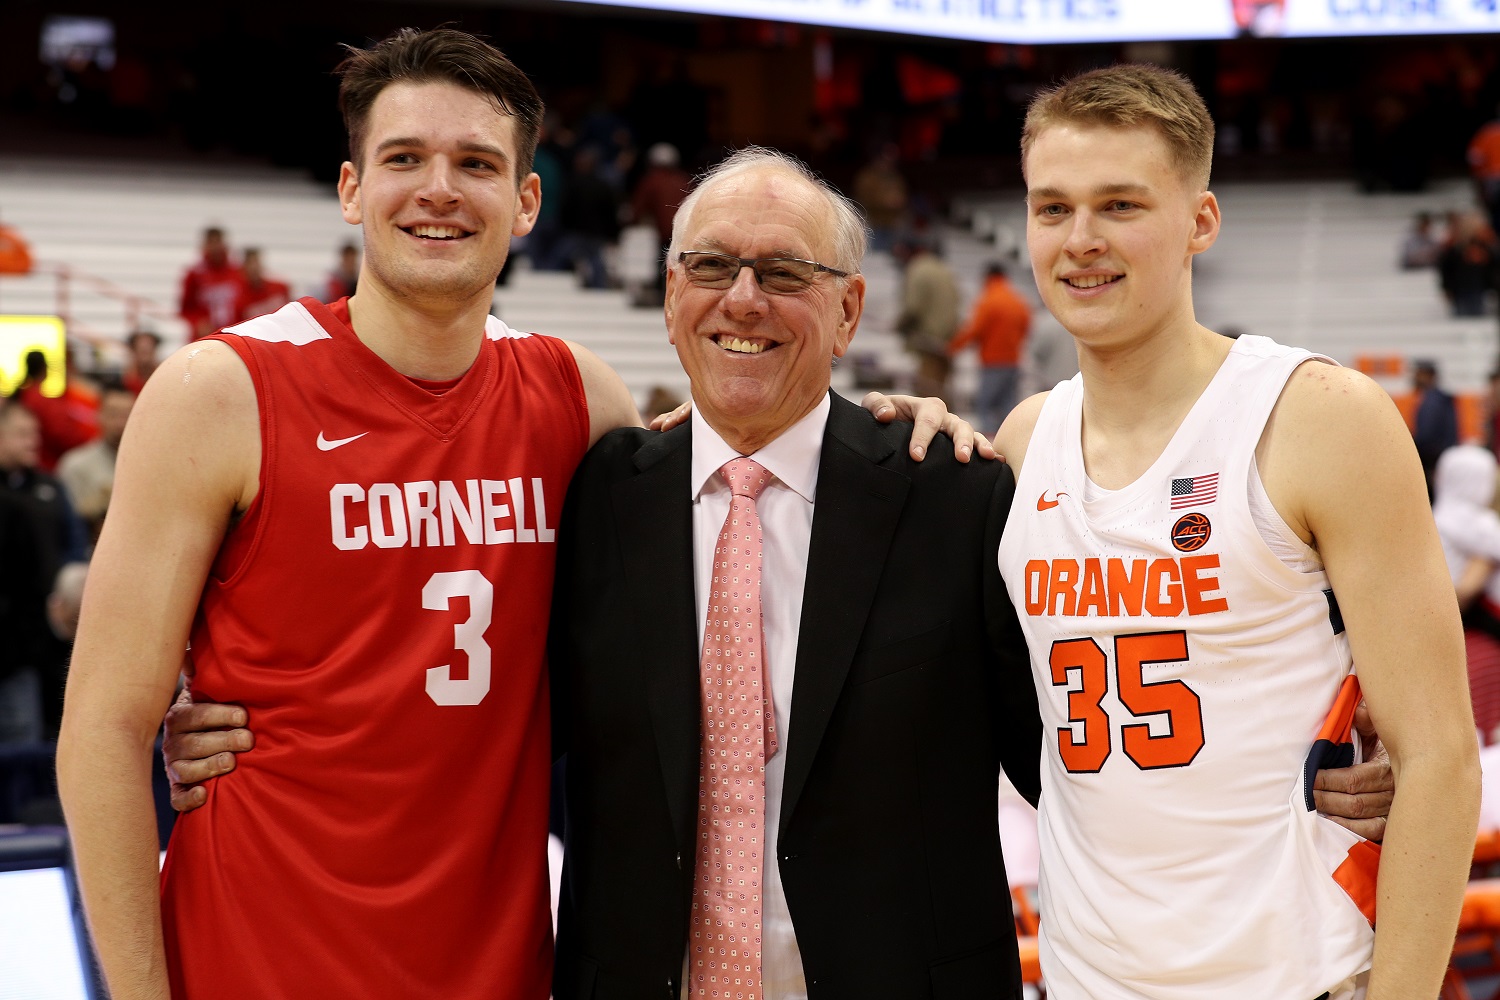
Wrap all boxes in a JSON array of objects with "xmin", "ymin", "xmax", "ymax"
[
  {"xmin": 564, "ymin": 340, "xmax": 643, "ymax": 449},
  {"xmin": 57, "ymin": 340, "xmax": 259, "ymax": 1000},
  {"xmin": 1268, "ymin": 363, "xmax": 1480, "ymax": 1000}
]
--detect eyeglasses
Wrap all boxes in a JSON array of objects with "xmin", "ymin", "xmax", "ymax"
[{"xmin": 677, "ymin": 250, "xmax": 849, "ymax": 294}]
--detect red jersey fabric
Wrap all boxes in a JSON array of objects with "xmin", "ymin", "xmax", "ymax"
[
  {"xmin": 948, "ymin": 274, "xmax": 1031, "ymax": 366},
  {"xmin": 161, "ymin": 297, "xmax": 588, "ymax": 999}
]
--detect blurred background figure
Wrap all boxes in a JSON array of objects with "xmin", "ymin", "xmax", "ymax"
[
  {"xmin": 0, "ymin": 209, "xmax": 33, "ymax": 275},
  {"xmin": 894, "ymin": 233, "xmax": 960, "ymax": 400},
  {"xmin": 320, "ymin": 241, "xmax": 360, "ymax": 301},
  {"xmin": 46, "ymin": 562, "xmax": 88, "ymax": 648},
  {"xmin": 179, "ymin": 226, "xmax": 243, "ymax": 340},
  {"xmin": 523, "ymin": 113, "xmax": 570, "ymax": 274},
  {"xmin": 13, "ymin": 350, "xmax": 98, "ymax": 473},
  {"xmin": 1413, "ymin": 359, "xmax": 1460, "ymax": 499},
  {"xmin": 0, "ymin": 399, "xmax": 86, "ymax": 743},
  {"xmin": 640, "ymin": 384, "xmax": 683, "ymax": 424},
  {"xmin": 948, "ymin": 260, "xmax": 1032, "ymax": 435},
  {"xmin": 629, "ymin": 142, "xmax": 692, "ymax": 304},
  {"xmin": 1432, "ymin": 445, "xmax": 1500, "ymax": 743},
  {"xmin": 560, "ymin": 145, "xmax": 621, "ymax": 290},
  {"xmin": 56, "ymin": 380, "xmax": 133, "ymax": 544},
  {"xmin": 852, "ymin": 142, "xmax": 909, "ymax": 254},
  {"xmin": 1438, "ymin": 210, "xmax": 1498, "ymax": 317},
  {"xmin": 1399, "ymin": 210, "xmax": 1443, "ymax": 270},
  {"xmin": 121, "ymin": 329, "xmax": 162, "ymax": 395},
  {"xmin": 235, "ymin": 247, "xmax": 291, "ymax": 322},
  {"xmin": 1470, "ymin": 104, "xmax": 1500, "ymax": 234}
]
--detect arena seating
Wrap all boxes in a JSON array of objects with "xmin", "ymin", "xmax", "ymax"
[{"xmin": 0, "ymin": 157, "xmax": 1490, "ymax": 420}]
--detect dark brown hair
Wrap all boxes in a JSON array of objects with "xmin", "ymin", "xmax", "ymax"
[{"xmin": 337, "ymin": 27, "xmax": 544, "ymax": 183}]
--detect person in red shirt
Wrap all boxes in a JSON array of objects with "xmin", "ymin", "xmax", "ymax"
[
  {"xmin": 178, "ymin": 227, "xmax": 243, "ymax": 341},
  {"xmin": 14, "ymin": 350, "xmax": 99, "ymax": 472},
  {"xmin": 948, "ymin": 260, "xmax": 1032, "ymax": 434},
  {"xmin": 233, "ymin": 248, "xmax": 291, "ymax": 322},
  {"xmin": 120, "ymin": 329, "xmax": 161, "ymax": 396},
  {"xmin": 0, "ymin": 215, "xmax": 33, "ymax": 275}
]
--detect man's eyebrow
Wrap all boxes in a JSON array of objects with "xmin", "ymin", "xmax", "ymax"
[
  {"xmin": 1027, "ymin": 182, "xmax": 1151, "ymax": 203},
  {"xmin": 686, "ymin": 238, "xmax": 810, "ymax": 259},
  {"xmin": 371, "ymin": 137, "xmax": 512, "ymax": 165}
]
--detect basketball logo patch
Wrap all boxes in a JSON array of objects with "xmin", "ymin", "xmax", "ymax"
[{"xmin": 1171, "ymin": 512, "xmax": 1211, "ymax": 552}]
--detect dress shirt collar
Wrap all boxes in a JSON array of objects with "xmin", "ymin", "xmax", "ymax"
[{"xmin": 689, "ymin": 393, "xmax": 830, "ymax": 504}]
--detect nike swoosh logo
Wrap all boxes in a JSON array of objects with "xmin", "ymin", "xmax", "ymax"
[
  {"xmin": 1037, "ymin": 491, "xmax": 1068, "ymax": 511},
  {"xmin": 317, "ymin": 431, "xmax": 369, "ymax": 451}
]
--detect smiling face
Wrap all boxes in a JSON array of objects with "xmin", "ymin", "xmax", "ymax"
[
  {"xmin": 336, "ymin": 80, "xmax": 540, "ymax": 311},
  {"xmin": 665, "ymin": 165, "xmax": 864, "ymax": 453},
  {"xmin": 1024, "ymin": 123, "xmax": 1219, "ymax": 353}
]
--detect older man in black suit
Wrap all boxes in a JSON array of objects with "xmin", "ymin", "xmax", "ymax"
[{"xmin": 548, "ymin": 148, "xmax": 1040, "ymax": 1000}]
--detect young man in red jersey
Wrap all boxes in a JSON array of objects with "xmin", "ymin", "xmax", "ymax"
[{"xmin": 57, "ymin": 29, "xmax": 645, "ymax": 1000}]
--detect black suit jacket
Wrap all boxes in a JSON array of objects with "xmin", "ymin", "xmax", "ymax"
[{"xmin": 549, "ymin": 393, "xmax": 1041, "ymax": 1000}]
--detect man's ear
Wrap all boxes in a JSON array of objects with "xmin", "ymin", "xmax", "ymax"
[
  {"xmin": 337, "ymin": 162, "xmax": 362, "ymax": 225},
  {"xmin": 512, "ymin": 172, "xmax": 542, "ymax": 238},
  {"xmin": 664, "ymin": 266, "xmax": 679, "ymax": 345},
  {"xmin": 832, "ymin": 273, "xmax": 866, "ymax": 358},
  {"xmin": 1189, "ymin": 190, "xmax": 1221, "ymax": 257}
]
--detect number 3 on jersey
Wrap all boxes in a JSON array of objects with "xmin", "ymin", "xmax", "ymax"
[
  {"xmin": 424, "ymin": 570, "xmax": 493, "ymax": 706},
  {"xmin": 1049, "ymin": 630, "xmax": 1204, "ymax": 772}
]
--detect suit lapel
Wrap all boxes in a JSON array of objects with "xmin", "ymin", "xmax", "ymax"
[
  {"xmin": 779, "ymin": 395, "xmax": 910, "ymax": 830},
  {"xmin": 612, "ymin": 425, "xmax": 702, "ymax": 847}
]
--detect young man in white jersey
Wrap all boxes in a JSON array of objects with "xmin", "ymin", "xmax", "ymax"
[{"xmin": 994, "ymin": 64, "xmax": 1478, "ymax": 999}]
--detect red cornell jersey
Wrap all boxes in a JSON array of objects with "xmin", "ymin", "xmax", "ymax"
[{"xmin": 160, "ymin": 297, "xmax": 588, "ymax": 999}]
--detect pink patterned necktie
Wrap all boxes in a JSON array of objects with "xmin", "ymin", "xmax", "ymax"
[{"xmin": 690, "ymin": 457, "xmax": 778, "ymax": 1000}]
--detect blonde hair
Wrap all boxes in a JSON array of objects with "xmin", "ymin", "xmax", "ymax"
[{"xmin": 1022, "ymin": 64, "xmax": 1215, "ymax": 190}]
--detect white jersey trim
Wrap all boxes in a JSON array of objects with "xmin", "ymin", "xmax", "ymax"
[{"xmin": 223, "ymin": 301, "xmax": 331, "ymax": 346}]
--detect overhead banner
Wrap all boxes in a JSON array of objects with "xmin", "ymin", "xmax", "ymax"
[{"xmin": 554, "ymin": 0, "xmax": 1500, "ymax": 42}]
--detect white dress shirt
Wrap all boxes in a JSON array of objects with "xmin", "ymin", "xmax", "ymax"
[{"xmin": 680, "ymin": 394, "xmax": 829, "ymax": 1000}]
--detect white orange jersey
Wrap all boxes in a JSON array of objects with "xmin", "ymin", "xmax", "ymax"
[{"xmin": 998, "ymin": 335, "xmax": 1377, "ymax": 998}]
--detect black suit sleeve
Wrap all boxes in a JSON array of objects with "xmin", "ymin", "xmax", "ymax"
[{"xmin": 983, "ymin": 462, "xmax": 1043, "ymax": 806}]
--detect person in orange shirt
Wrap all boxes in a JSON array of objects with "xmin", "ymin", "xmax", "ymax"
[
  {"xmin": 1470, "ymin": 108, "xmax": 1500, "ymax": 234},
  {"xmin": 948, "ymin": 260, "xmax": 1031, "ymax": 434},
  {"xmin": 0, "ymin": 215, "xmax": 33, "ymax": 275}
]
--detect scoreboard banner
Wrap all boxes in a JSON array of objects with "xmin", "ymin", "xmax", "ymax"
[{"xmin": 550, "ymin": 0, "xmax": 1500, "ymax": 42}]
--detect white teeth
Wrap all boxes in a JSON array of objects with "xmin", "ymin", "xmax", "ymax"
[
  {"xmin": 411, "ymin": 225, "xmax": 466, "ymax": 239},
  {"xmin": 1068, "ymin": 275, "xmax": 1119, "ymax": 288},
  {"xmin": 720, "ymin": 337, "xmax": 764, "ymax": 354}
]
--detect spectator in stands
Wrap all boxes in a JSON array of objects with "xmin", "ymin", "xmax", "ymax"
[
  {"xmin": 0, "ymin": 399, "xmax": 86, "ymax": 742},
  {"xmin": 179, "ymin": 226, "xmax": 243, "ymax": 340},
  {"xmin": 893, "ymin": 233, "xmax": 961, "ymax": 400},
  {"xmin": 46, "ymin": 561, "xmax": 89, "ymax": 646},
  {"xmin": 628, "ymin": 142, "xmax": 692, "ymax": 302},
  {"xmin": 1413, "ymin": 358, "xmax": 1460, "ymax": 499},
  {"xmin": 235, "ymin": 248, "xmax": 291, "ymax": 322},
  {"xmin": 321, "ymin": 241, "xmax": 360, "ymax": 301},
  {"xmin": 524, "ymin": 113, "xmax": 572, "ymax": 273},
  {"xmin": 1470, "ymin": 104, "xmax": 1500, "ymax": 235},
  {"xmin": 1432, "ymin": 444, "xmax": 1500, "ymax": 742},
  {"xmin": 948, "ymin": 260, "xmax": 1032, "ymax": 433},
  {"xmin": 1438, "ymin": 210, "xmax": 1497, "ymax": 317},
  {"xmin": 560, "ymin": 144, "xmax": 621, "ymax": 289},
  {"xmin": 0, "ymin": 211, "xmax": 33, "ymax": 275},
  {"xmin": 851, "ymin": 143, "xmax": 908, "ymax": 253},
  {"xmin": 121, "ymin": 329, "xmax": 161, "ymax": 396},
  {"xmin": 1399, "ymin": 210, "xmax": 1442, "ymax": 270},
  {"xmin": 1487, "ymin": 369, "xmax": 1500, "ymax": 464},
  {"xmin": 57, "ymin": 382, "xmax": 133, "ymax": 543},
  {"xmin": 14, "ymin": 350, "xmax": 99, "ymax": 473}
]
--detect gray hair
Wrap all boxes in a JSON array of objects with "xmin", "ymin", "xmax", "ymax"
[{"xmin": 667, "ymin": 146, "xmax": 869, "ymax": 276}]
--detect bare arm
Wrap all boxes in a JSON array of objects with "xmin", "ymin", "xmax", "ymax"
[
  {"xmin": 564, "ymin": 340, "xmax": 643, "ymax": 447},
  {"xmin": 1262, "ymin": 363, "xmax": 1480, "ymax": 1000},
  {"xmin": 56, "ymin": 342, "xmax": 259, "ymax": 1000}
]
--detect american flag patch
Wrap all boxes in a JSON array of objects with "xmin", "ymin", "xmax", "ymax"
[{"xmin": 1171, "ymin": 473, "xmax": 1219, "ymax": 509}]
